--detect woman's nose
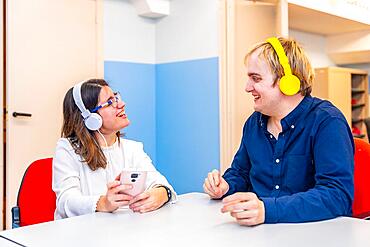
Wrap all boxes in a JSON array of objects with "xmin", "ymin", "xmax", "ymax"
[{"xmin": 117, "ymin": 99, "xmax": 125, "ymax": 108}]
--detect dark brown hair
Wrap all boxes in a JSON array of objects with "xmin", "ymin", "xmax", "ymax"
[{"xmin": 61, "ymin": 79, "xmax": 119, "ymax": 171}]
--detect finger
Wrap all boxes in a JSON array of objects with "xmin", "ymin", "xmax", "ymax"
[
  {"xmin": 106, "ymin": 193, "xmax": 131, "ymax": 204},
  {"xmin": 221, "ymin": 199, "xmax": 253, "ymax": 213},
  {"xmin": 107, "ymin": 180, "xmax": 121, "ymax": 190},
  {"xmin": 115, "ymin": 174, "xmax": 121, "ymax": 181},
  {"xmin": 203, "ymin": 183, "xmax": 217, "ymax": 198},
  {"xmin": 129, "ymin": 192, "xmax": 150, "ymax": 205},
  {"xmin": 219, "ymin": 177, "xmax": 229, "ymax": 191},
  {"xmin": 212, "ymin": 169, "xmax": 220, "ymax": 186},
  {"xmin": 204, "ymin": 179, "xmax": 217, "ymax": 195},
  {"xmin": 223, "ymin": 200, "xmax": 259, "ymax": 213},
  {"xmin": 114, "ymin": 200, "xmax": 131, "ymax": 208},
  {"xmin": 136, "ymin": 202, "xmax": 157, "ymax": 213},
  {"xmin": 114, "ymin": 194, "xmax": 134, "ymax": 202},
  {"xmin": 129, "ymin": 197, "xmax": 149, "ymax": 209},
  {"xmin": 236, "ymin": 217, "xmax": 259, "ymax": 226},
  {"xmin": 230, "ymin": 209, "xmax": 258, "ymax": 220},
  {"xmin": 139, "ymin": 205, "xmax": 157, "ymax": 213},
  {"xmin": 207, "ymin": 172, "xmax": 217, "ymax": 190},
  {"xmin": 220, "ymin": 201, "xmax": 240, "ymax": 213},
  {"xmin": 222, "ymin": 192, "xmax": 255, "ymax": 204},
  {"xmin": 131, "ymin": 200, "xmax": 151, "ymax": 212},
  {"xmin": 113, "ymin": 184, "xmax": 133, "ymax": 194}
]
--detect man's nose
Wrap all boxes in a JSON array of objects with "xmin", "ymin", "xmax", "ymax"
[{"xmin": 245, "ymin": 80, "xmax": 254, "ymax": 92}]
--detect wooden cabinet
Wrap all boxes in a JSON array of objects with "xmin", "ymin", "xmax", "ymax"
[{"xmin": 312, "ymin": 67, "xmax": 369, "ymax": 141}]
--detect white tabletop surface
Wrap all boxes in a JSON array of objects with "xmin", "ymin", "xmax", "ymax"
[
  {"xmin": 0, "ymin": 236, "xmax": 22, "ymax": 247},
  {"xmin": 1, "ymin": 192, "xmax": 370, "ymax": 247}
]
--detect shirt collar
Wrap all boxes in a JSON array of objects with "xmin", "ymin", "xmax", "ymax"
[
  {"xmin": 258, "ymin": 95, "xmax": 313, "ymax": 132},
  {"xmin": 281, "ymin": 95, "xmax": 313, "ymax": 131}
]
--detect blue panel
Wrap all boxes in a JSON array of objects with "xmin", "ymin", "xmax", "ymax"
[
  {"xmin": 156, "ymin": 57, "xmax": 220, "ymax": 194},
  {"xmin": 104, "ymin": 61, "xmax": 156, "ymax": 164}
]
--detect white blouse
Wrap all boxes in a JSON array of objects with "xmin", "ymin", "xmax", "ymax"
[{"xmin": 52, "ymin": 137, "xmax": 177, "ymax": 219}]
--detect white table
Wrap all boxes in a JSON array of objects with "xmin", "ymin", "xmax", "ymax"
[
  {"xmin": 1, "ymin": 192, "xmax": 370, "ymax": 247},
  {"xmin": 0, "ymin": 236, "xmax": 22, "ymax": 247}
]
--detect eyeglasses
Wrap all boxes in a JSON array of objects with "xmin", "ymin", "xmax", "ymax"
[{"xmin": 90, "ymin": 92, "xmax": 121, "ymax": 113}]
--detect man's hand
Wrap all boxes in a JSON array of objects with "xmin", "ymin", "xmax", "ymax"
[
  {"xmin": 203, "ymin": 169, "xmax": 229, "ymax": 199},
  {"xmin": 221, "ymin": 192, "xmax": 265, "ymax": 226}
]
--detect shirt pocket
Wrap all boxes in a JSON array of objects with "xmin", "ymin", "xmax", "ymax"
[{"xmin": 284, "ymin": 154, "xmax": 315, "ymax": 194}]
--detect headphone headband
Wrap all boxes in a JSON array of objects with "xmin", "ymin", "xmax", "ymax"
[
  {"xmin": 266, "ymin": 37, "xmax": 292, "ymax": 76},
  {"xmin": 266, "ymin": 37, "xmax": 300, "ymax": 96},
  {"xmin": 72, "ymin": 80, "xmax": 103, "ymax": 131},
  {"xmin": 72, "ymin": 81, "xmax": 91, "ymax": 119}
]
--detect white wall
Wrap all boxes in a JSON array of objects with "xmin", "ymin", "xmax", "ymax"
[
  {"xmin": 155, "ymin": 0, "xmax": 219, "ymax": 63},
  {"xmin": 289, "ymin": 29, "xmax": 335, "ymax": 68},
  {"xmin": 104, "ymin": 0, "xmax": 219, "ymax": 64},
  {"xmin": 104, "ymin": 0, "xmax": 156, "ymax": 63}
]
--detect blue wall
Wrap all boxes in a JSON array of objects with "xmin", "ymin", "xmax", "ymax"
[
  {"xmin": 104, "ymin": 61, "xmax": 156, "ymax": 163},
  {"xmin": 156, "ymin": 58, "xmax": 220, "ymax": 194},
  {"xmin": 104, "ymin": 57, "xmax": 220, "ymax": 194}
]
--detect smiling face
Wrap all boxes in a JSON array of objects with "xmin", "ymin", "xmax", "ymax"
[
  {"xmin": 97, "ymin": 86, "xmax": 130, "ymax": 135},
  {"xmin": 245, "ymin": 48, "xmax": 284, "ymax": 116}
]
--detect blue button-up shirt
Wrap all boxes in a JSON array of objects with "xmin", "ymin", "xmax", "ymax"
[{"xmin": 223, "ymin": 96, "xmax": 354, "ymax": 223}]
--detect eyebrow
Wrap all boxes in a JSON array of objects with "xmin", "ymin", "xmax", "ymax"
[
  {"xmin": 248, "ymin": 72, "xmax": 261, "ymax": 77},
  {"xmin": 101, "ymin": 95, "xmax": 115, "ymax": 103}
]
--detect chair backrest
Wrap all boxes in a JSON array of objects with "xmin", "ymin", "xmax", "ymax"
[
  {"xmin": 13, "ymin": 158, "xmax": 56, "ymax": 227},
  {"xmin": 352, "ymin": 138, "xmax": 370, "ymax": 217},
  {"xmin": 364, "ymin": 117, "xmax": 370, "ymax": 142}
]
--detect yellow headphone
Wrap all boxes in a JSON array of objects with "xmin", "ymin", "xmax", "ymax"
[{"xmin": 266, "ymin": 37, "xmax": 300, "ymax": 96}]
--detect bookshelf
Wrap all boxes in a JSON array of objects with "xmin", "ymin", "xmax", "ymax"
[{"xmin": 312, "ymin": 67, "xmax": 369, "ymax": 141}]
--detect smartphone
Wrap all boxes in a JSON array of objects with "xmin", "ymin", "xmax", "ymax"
[{"xmin": 120, "ymin": 170, "xmax": 147, "ymax": 197}]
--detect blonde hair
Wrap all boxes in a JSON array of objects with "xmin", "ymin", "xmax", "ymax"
[{"xmin": 244, "ymin": 37, "xmax": 314, "ymax": 96}]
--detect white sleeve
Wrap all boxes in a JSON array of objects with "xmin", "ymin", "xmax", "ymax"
[
  {"xmin": 133, "ymin": 142, "xmax": 178, "ymax": 203},
  {"xmin": 52, "ymin": 140, "xmax": 100, "ymax": 219}
]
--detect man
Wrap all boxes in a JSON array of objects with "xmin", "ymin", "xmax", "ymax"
[{"xmin": 203, "ymin": 37, "xmax": 354, "ymax": 226}]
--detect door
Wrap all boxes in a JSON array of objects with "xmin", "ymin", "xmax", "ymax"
[
  {"xmin": 5, "ymin": 0, "xmax": 103, "ymax": 229},
  {"xmin": 219, "ymin": 0, "xmax": 279, "ymax": 172}
]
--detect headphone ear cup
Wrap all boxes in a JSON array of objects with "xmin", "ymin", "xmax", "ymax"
[
  {"xmin": 84, "ymin": 113, "xmax": 103, "ymax": 131},
  {"xmin": 279, "ymin": 74, "xmax": 301, "ymax": 96}
]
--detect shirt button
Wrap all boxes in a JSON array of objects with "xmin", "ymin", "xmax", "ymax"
[
  {"xmin": 270, "ymin": 134, "xmax": 273, "ymax": 139},
  {"xmin": 291, "ymin": 125, "xmax": 295, "ymax": 129},
  {"xmin": 275, "ymin": 185, "xmax": 280, "ymax": 190},
  {"xmin": 275, "ymin": 158, "xmax": 280, "ymax": 164}
]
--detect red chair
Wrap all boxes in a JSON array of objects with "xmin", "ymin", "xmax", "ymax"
[
  {"xmin": 352, "ymin": 138, "xmax": 370, "ymax": 219},
  {"xmin": 11, "ymin": 158, "xmax": 56, "ymax": 228}
]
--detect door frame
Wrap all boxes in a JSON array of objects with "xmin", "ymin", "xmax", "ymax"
[
  {"xmin": 219, "ymin": 0, "xmax": 285, "ymax": 172},
  {"xmin": 1, "ymin": 0, "xmax": 4, "ymax": 230}
]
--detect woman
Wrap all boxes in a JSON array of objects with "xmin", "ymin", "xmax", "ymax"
[{"xmin": 53, "ymin": 79, "xmax": 176, "ymax": 219}]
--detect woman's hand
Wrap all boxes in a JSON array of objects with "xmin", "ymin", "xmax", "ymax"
[
  {"xmin": 96, "ymin": 180, "xmax": 134, "ymax": 212},
  {"xmin": 128, "ymin": 187, "xmax": 169, "ymax": 213}
]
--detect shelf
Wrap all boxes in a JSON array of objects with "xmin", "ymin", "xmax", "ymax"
[
  {"xmin": 352, "ymin": 88, "xmax": 366, "ymax": 95},
  {"xmin": 352, "ymin": 103, "xmax": 366, "ymax": 110},
  {"xmin": 352, "ymin": 118, "xmax": 364, "ymax": 124},
  {"xmin": 353, "ymin": 134, "xmax": 366, "ymax": 139}
]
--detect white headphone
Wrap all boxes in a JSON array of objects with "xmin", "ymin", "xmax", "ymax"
[{"xmin": 72, "ymin": 81, "xmax": 103, "ymax": 131}]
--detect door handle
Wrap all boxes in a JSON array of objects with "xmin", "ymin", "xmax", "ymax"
[{"xmin": 12, "ymin": 112, "xmax": 32, "ymax": 118}]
